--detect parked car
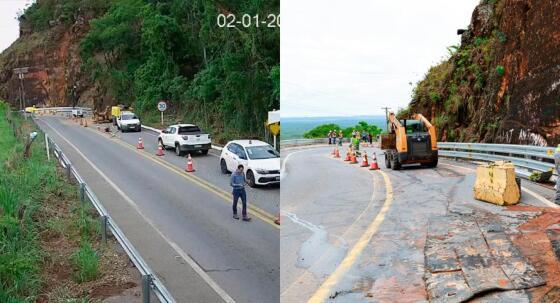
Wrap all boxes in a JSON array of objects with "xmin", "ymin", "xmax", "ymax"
[
  {"xmin": 158, "ymin": 124, "xmax": 211, "ymax": 156},
  {"xmin": 220, "ymin": 140, "xmax": 280, "ymax": 187},
  {"xmin": 117, "ymin": 111, "xmax": 141, "ymax": 132}
]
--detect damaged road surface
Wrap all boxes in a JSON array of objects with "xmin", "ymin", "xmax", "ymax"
[
  {"xmin": 281, "ymin": 145, "xmax": 560, "ymax": 303},
  {"xmin": 425, "ymin": 212, "xmax": 545, "ymax": 302}
]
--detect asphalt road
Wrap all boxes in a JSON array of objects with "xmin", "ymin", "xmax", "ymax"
[
  {"xmin": 36, "ymin": 116, "xmax": 279, "ymax": 303},
  {"xmin": 102, "ymin": 123, "xmax": 279, "ymax": 216},
  {"xmin": 280, "ymin": 145, "xmax": 557, "ymax": 303}
]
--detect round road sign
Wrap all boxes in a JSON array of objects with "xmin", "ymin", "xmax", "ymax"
[{"xmin": 157, "ymin": 101, "xmax": 167, "ymax": 112}]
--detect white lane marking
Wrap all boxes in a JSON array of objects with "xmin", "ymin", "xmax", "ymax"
[
  {"xmin": 281, "ymin": 149, "xmax": 312, "ymax": 181},
  {"xmin": 39, "ymin": 118, "xmax": 236, "ymax": 303},
  {"xmin": 440, "ymin": 162, "xmax": 558, "ymax": 208}
]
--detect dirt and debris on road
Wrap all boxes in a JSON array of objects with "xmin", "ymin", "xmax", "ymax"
[{"xmin": 425, "ymin": 204, "xmax": 560, "ymax": 302}]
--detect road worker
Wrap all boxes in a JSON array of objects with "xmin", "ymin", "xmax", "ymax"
[
  {"xmin": 338, "ymin": 130, "xmax": 343, "ymax": 146},
  {"xmin": 352, "ymin": 133, "xmax": 360, "ymax": 151},
  {"xmin": 327, "ymin": 130, "xmax": 332, "ymax": 145}
]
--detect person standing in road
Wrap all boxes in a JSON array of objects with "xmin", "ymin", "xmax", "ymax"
[
  {"xmin": 328, "ymin": 131, "xmax": 332, "ymax": 145},
  {"xmin": 554, "ymin": 144, "xmax": 560, "ymax": 205},
  {"xmin": 338, "ymin": 130, "xmax": 343, "ymax": 146},
  {"xmin": 231, "ymin": 164, "xmax": 251, "ymax": 221},
  {"xmin": 352, "ymin": 133, "xmax": 360, "ymax": 151}
]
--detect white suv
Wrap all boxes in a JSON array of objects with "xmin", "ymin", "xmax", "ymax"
[
  {"xmin": 158, "ymin": 124, "xmax": 211, "ymax": 156},
  {"xmin": 220, "ymin": 140, "xmax": 280, "ymax": 187},
  {"xmin": 117, "ymin": 111, "xmax": 141, "ymax": 132}
]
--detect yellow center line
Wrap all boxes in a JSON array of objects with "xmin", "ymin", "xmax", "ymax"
[
  {"xmin": 280, "ymin": 158, "xmax": 380, "ymax": 297},
  {"xmin": 65, "ymin": 118, "xmax": 279, "ymax": 228},
  {"xmin": 306, "ymin": 164, "xmax": 394, "ymax": 302}
]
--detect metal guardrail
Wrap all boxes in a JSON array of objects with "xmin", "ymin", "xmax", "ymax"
[
  {"xmin": 44, "ymin": 132, "xmax": 176, "ymax": 303},
  {"xmin": 280, "ymin": 139, "xmax": 557, "ymax": 177},
  {"xmin": 438, "ymin": 142, "xmax": 556, "ymax": 177},
  {"xmin": 34, "ymin": 106, "xmax": 93, "ymax": 116},
  {"xmin": 281, "ymin": 138, "xmax": 330, "ymax": 146}
]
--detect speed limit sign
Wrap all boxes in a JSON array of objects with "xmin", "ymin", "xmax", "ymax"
[{"xmin": 158, "ymin": 101, "xmax": 167, "ymax": 125}]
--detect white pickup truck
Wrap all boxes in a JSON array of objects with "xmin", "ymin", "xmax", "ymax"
[
  {"xmin": 158, "ymin": 124, "xmax": 211, "ymax": 156},
  {"xmin": 116, "ymin": 111, "xmax": 141, "ymax": 132}
]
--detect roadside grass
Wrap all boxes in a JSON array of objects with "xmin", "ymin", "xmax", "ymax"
[
  {"xmin": 0, "ymin": 102, "xmax": 103, "ymax": 301},
  {"xmin": 71, "ymin": 242, "xmax": 100, "ymax": 283}
]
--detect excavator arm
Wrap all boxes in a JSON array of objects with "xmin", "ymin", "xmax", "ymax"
[{"xmin": 413, "ymin": 114, "xmax": 438, "ymax": 151}]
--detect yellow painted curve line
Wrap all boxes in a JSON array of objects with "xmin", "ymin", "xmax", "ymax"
[
  {"xmin": 280, "ymin": 157, "xmax": 379, "ymax": 297},
  {"xmin": 71, "ymin": 119, "xmax": 279, "ymax": 228},
  {"xmin": 307, "ymin": 169, "xmax": 394, "ymax": 303}
]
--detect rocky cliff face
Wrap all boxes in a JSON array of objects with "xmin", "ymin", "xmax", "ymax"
[
  {"xmin": 408, "ymin": 0, "xmax": 560, "ymax": 146},
  {"xmin": 0, "ymin": 2, "xmax": 105, "ymax": 109}
]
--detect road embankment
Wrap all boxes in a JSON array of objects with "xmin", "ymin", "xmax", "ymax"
[{"xmin": 0, "ymin": 103, "xmax": 137, "ymax": 302}]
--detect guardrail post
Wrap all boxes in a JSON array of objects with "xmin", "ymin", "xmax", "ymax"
[
  {"xmin": 66, "ymin": 163, "xmax": 72, "ymax": 180},
  {"xmin": 45, "ymin": 134, "xmax": 50, "ymax": 161},
  {"xmin": 142, "ymin": 274, "xmax": 152, "ymax": 303},
  {"xmin": 100, "ymin": 215, "xmax": 108, "ymax": 244},
  {"xmin": 79, "ymin": 183, "xmax": 85, "ymax": 203}
]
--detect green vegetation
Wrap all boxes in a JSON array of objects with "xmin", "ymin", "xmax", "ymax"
[
  {"xmin": 303, "ymin": 121, "xmax": 383, "ymax": 139},
  {"xmin": 0, "ymin": 102, "xmax": 102, "ymax": 301},
  {"xmin": 496, "ymin": 65, "xmax": 505, "ymax": 76},
  {"xmin": 409, "ymin": 4, "xmax": 504, "ymax": 142},
  {"xmin": 76, "ymin": 0, "xmax": 278, "ymax": 142},
  {"xmin": 71, "ymin": 242, "xmax": 99, "ymax": 283},
  {"xmin": 18, "ymin": 0, "xmax": 279, "ymax": 142},
  {"xmin": 18, "ymin": 0, "xmax": 110, "ymax": 31}
]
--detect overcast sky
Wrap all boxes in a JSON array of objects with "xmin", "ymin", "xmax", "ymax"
[
  {"xmin": 0, "ymin": 0, "xmax": 32, "ymax": 52},
  {"xmin": 281, "ymin": 0, "xmax": 480, "ymax": 117}
]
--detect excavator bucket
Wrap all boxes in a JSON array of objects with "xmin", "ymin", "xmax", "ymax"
[{"xmin": 380, "ymin": 133, "xmax": 396, "ymax": 150}]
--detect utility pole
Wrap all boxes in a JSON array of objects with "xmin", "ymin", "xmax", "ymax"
[
  {"xmin": 13, "ymin": 67, "xmax": 29, "ymax": 111},
  {"xmin": 381, "ymin": 106, "xmax": 391, "ymax": 132}
]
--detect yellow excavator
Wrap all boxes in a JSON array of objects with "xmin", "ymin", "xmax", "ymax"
[{"xmin": 380, "ymin": 112, "xmax": 438, "ymax": 170}]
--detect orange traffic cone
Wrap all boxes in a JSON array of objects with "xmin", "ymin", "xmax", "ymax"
[
  {"xmin": 350, "ymin": 151, "xmax": 358, "ymax": 164},
  {"xmin": 369, "ymin": 152, "xmax": 380, "ymax": 170},
  {"xmin": 156, "ymin": 143, "xmax": 165, "ymax": 156},
  {"xmin": 185, "ymin": 154, "xmax": 195, "ymax": 172},
  {"xmin": 331, "ymin": 148, "xmax": 336, "ymax": 156},
  {"xmin": 344, "ymin": 148, "xmax": 351, "ymax": 161},
  {"xmin": 334, "ymin": 148, "xmax": 340, "ymax": 158},
  {"xmin": 137, "ymin": 137, "xmax": 144, "ymax": 149},
  {"xmin": 360, "ymin": 151, "xmax": 369, "ymax": 167}
]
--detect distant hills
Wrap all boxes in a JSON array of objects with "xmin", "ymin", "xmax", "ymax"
[{"xmin": 282, "ymin": 115, "xmax": 386, "ymax": 139}]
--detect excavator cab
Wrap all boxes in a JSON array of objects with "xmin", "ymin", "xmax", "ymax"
[{"xmin": 381, "ymin": 113, "xmax": 438, "ymax": 170}]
